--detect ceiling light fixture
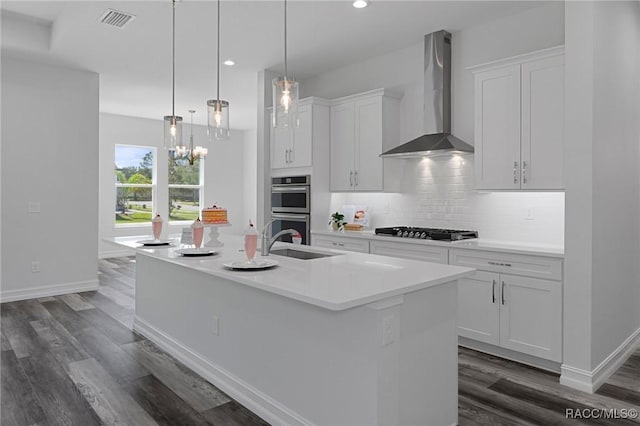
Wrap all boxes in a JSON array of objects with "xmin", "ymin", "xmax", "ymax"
[
  {"xmin": 352, "ymin": 0, "xmax": 369, "ymax": 9},
  {"xmin": 207, "ymin": 0, "xmax": 230, "ymax": 141},
  {"xmin": 176, "ymin": 110, "xmax": 208, "ymax": 165},
  {"xmin": 223, "ymin": 59, "xmax": 235, "ymax": 66},
  {"xmin": 272, "ymin": 0, "xmax": 299, "ymax": 128},
  {"xmin": 164, "ymin": 0, "xmax": 182, "ymax": 151}
]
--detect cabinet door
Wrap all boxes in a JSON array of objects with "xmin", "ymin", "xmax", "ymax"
[
  {"xmin": 457, "ymin": 271, "xmax": 500, "ymax": 345},
  {"xmin": 354, "ymin": 97, "xmax": 383, "ymax": 191},
  {"xmin": 271, "ymin": 110, "xmax": 290, "ymax": 169},
  {"xmin": 499, "ymin": 274, "xmax": 562, "ymax": 361},
  {"xmin": 474, "ymin": 66, "xmax": 521, "ymax": 189},
  {"xmin": 330, "ymin": 103, "xmax": 356, "ymax": 191},
  {"xmin": 312, "ymin": 235, "xmax": 369, "ymax": 253},
  {"xmin": 369, "ymin": 240, "xmax": 448, "ymax": 264},
  {"xmin": 521, "ymin": 55, "xmax": 564, "ymax": 190},
  {"xmin": 291, "ymin": 104, "xmax": 312, "ymax": 168}
]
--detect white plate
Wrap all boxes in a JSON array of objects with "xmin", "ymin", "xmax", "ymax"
[
  {"xmin": 223, "ymin": 259, "xmax": 279, "ymax": 270},
  {"xmin": 136, "ymin": 239, "xmax": 172, "ymax": 246},
  {"xmin": 175, "ymin": 248, "xmax": 217, "ymax": 257}
]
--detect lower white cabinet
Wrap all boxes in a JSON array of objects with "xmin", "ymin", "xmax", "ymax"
[
  {"xmin": 312, "ymin": 234, "xmax": 370, "ymax": 253},
  {"xmin": 369, "ymin": 240, "xmax": 448, "ymax": 264},
  {"xmin": 452, "ymin": 249, "xmax": 562, "ymax": 362}
]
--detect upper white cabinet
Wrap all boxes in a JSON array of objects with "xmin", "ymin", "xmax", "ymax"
[
  {"xmin": 472, "ymin": 47, "xmax": 564, "ymax": 190},
  {"xmin": 270, "ymin": 98, "xmax": 328, "ymax": 170},
  {"xmin": 330, "ymin": 89, "xmax": 400, "ymax": 192}
]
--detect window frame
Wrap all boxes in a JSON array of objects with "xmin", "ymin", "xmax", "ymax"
[
  {"xmin": 167, "ymin": 158, "xmax": 204, "ymax": 224},
  {"xmin": 114, "ymin": 144, "xmax": 157, "ymax": 228}
]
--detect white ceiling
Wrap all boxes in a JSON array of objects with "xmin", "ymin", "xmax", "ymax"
[{"xmin": 1, "ymin": 0, "xmax": 548, "ymax": 129}]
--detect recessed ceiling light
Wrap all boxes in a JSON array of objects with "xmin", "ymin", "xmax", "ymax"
[
  {"xmin": 353, "ymin": 0, "xmax": 369, "ymax": 9},
  {"xmin": 223, "ymin": 59, "xmax": 235, "ymax": 66}
]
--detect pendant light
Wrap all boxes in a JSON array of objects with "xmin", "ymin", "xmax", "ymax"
[
  {"xmin": 176, "ymin": 110, "xmax": 208, "ymax": 165},
  {"xmin": 164, "ymin": 0, "xmax": 182, "ymax": 151},
  {"xmin": 272, "ymin": 0, "xmax": 299, "ymax": 128},
  {"xmin": 207, "ymin": 0, "xmax": 230, "ymax": 141}
]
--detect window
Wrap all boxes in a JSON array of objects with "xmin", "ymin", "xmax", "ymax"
[
  {"xmin": 115, "ymin": 145, "xmax": 155, "ymax": 225},
  {"xmin": 168, "ymin": 156, "xmax": 203, "ymax": 222}
]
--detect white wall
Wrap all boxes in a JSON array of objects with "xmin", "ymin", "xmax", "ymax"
[
  {"xmin": 243, "ymin": 128, "xmax": 258, "ymax": 226},
  {"xmin": 1, "ymin": 55, "xmax": 99, "ymax": 301},
  {"xmin": 588, "ymin": 1, "xmax": 640, "ymax": 369},
  {"xmin": 99, "ymin": 113, "xmax": 247, "ymax": 258},
  {"xmin": 301, "ymin": 3, "xmax": 565, "ymax": 245},
  {"xmin": 562, "ymin": 0, "xmax": 640, "ymax": 389}
]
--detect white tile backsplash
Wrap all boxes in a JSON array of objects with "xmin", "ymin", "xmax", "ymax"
[{"xmin": 329, "ymin": 156, "xmax": 564, "ymax": 246}]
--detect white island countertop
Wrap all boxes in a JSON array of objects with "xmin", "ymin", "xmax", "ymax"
[
  {"xmin": 110, "ymin": 235, "xmax": 474, "ymax": 311},
  {"xmin": 312, "ymin": 229, "xmax": 565, "ymax": 258}
]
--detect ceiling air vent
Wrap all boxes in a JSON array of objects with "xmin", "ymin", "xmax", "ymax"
[{"xmin": 98, "ymin": 9, "xmax": 136, "ymax": 29}]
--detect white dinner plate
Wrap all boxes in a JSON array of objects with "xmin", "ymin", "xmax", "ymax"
[
  {"xmin": 136, "ymin": 239, "xmax": 172, "ymax": 246},
  {"xmin": 175, "ymin": 248, "xmax": 217, "ymax": 257},
  {"xmin": 223, "ymin": 259, "xmax": 279, "ymax": 270}
]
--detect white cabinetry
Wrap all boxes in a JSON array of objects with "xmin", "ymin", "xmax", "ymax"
[
  {"xmin": 369, "ymin": 240, "xmax": 448, "ymax": 264},
  {"xmin": 330, "ymin": 89, "xmax": 399, "ymax": 191},
  {"xmin": 472, "ymin": 47, "xmax": 564, "ymax": 190},
  {"xmin": 312, "ymin": 234, "xmax": 370, "ymax": 253},
  {"xmin": 450, "ymin": 249, "xmax": 562, "ymax": 362},
  {"xmin": 270, "ymin": 98, "xmax": 328, "ymax": 170}
]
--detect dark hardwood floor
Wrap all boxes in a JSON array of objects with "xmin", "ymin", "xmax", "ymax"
[{"xmin": 1, "ymin": 256, "xmax": 639, "ymax": 425}]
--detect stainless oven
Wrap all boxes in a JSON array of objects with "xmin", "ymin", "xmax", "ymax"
[
  {"xmin": 271, "ymin": 176, "xmax": 311, "ymax": 244},
  {"xmin": 271, "ymin": 175, "xmax": 310, "ymax": 214},
  {"xmin": 271, "ymin": 213, "xmax": 310, "ymax": 245}
]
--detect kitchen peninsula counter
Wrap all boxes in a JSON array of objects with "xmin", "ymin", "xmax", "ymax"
[{"xmin": 110, "ymin": 235, "xmax": 474, "ymax": 426}]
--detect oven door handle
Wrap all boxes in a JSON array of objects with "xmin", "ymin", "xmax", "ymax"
[
  {"xmin": 271, "ymin": 186, "xmax": 309, "ymax": 193},
  {"xmin": 271, "ymin": 213, "xmax": 309, "ymax": 221}
]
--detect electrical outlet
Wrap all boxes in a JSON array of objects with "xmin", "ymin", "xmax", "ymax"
[
  {"xmin": 28, "ymin": 202, "xmax": 41, "ymax": 213},
  {"xmin": 382, "ymin": 315, "xmax": 395, "ymax": 346},
  {"xmin": 525, "ymin": 207, "xmax": 535, "ymax": 221},
  {"xmin": 212, "ymin": 315, "xmax": 219, "ymax": 336},
  {"xmin": 31, "ymin": 261, "xmax": 41, "ymax": 273}
]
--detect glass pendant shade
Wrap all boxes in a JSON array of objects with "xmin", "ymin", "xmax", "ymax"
[
  {"xmin": 272, "ymin": 77, "xmax": 299, "ymax": 128},
  {"xmin": 164, "ymin": 115, "xmax": 183, "ymax": 151},
  {"xmin": 207, "ymin": 99, "xmax": 230, "ymax": 141}
]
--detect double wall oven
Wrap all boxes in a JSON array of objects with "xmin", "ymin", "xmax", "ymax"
[{"xmin": 271, "ymin": 175, "xmax": 310, "ymax": 245}]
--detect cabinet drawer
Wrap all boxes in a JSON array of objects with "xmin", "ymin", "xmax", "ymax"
[
  {"xmin": 312, "ymin": 236, "xmax": 370, "ymax": 253},
  {"xmin": 369, "ymin": 240, "xmax": 448, "ymax": 264},
  {"xmin": 449, "ymin": 249, "xmax": 562, "ymax": 281}
]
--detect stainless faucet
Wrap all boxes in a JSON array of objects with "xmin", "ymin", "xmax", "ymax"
[{"xmin": 261, "ymin": 221, "xmax": 298, "ymax": 256}]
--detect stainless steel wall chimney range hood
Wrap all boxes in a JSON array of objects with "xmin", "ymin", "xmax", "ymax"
[{"xmin": 380, "ymin": 30, "xmax": 474, "ymax": 159}]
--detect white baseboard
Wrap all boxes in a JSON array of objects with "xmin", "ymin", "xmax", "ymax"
[
  {"xmin": 0, "ymin": 279, "xmax": 99, "ymax": 303},
  {"xmin": 99, "ymin": 248, "xmax": 135, "ymax": 259},
  {"xmin": 560, "ymin": 327, "xmax": 640, "ymax": 393},
  {"xmin": 133, "ymin": 316, "xmax": 312, "ymax": 426}
]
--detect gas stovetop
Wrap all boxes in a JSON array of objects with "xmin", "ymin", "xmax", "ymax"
[{"xmin": 374, "ymin": 226, "xmax": 478, "ymax": 241}]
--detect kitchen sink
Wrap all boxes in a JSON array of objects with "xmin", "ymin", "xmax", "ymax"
[{"xmin": 270, "ymin": 248, "xmax": 337, "ymax": 260}]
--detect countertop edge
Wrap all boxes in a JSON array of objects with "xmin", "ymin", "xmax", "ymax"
[{"xmin": 311, "ymin": 230, "xmax": 564, "ymax": 258}]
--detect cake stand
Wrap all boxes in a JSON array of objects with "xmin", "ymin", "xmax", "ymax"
[{"xmin": 203, "ymin": 223, "xmax": 231, "ymax": 248}]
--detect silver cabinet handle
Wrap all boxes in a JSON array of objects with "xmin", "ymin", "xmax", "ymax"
[
  {"xmin": 290, "ymin": 148, "xmax": 294, "ymax": 164},
  {"xmin": 501, "ymin": 281, "xmax": 506, "ymax": 305},
  {"xmin": 513, "ymin": 161, "xmax": 519, "ymax": 184},
  {"xmin": 285, "ymin": 149, "xmax": 290, "ymax": 163},
  {"xmin": 522, "ymin": 161, "xmax": 527, "ymax": 185},
  {"xmin": 492, "ymin": 279, "xmax": 496, "ymax": 304},
  {"xmin": 488, "ymin": 261, "xmax": 512, "ymax": 267},
  {"xmin": 350, "ymin": 171, "xmax": 354, "ymax": 187},
  {"xmin": 354, "ymin": 170, "xmax": 358, "ymax": 186}
]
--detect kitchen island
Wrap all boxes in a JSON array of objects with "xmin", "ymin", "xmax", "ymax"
[{"xmin": 111, "ymin": 236, "xmax": 474, "ymax": 426}]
